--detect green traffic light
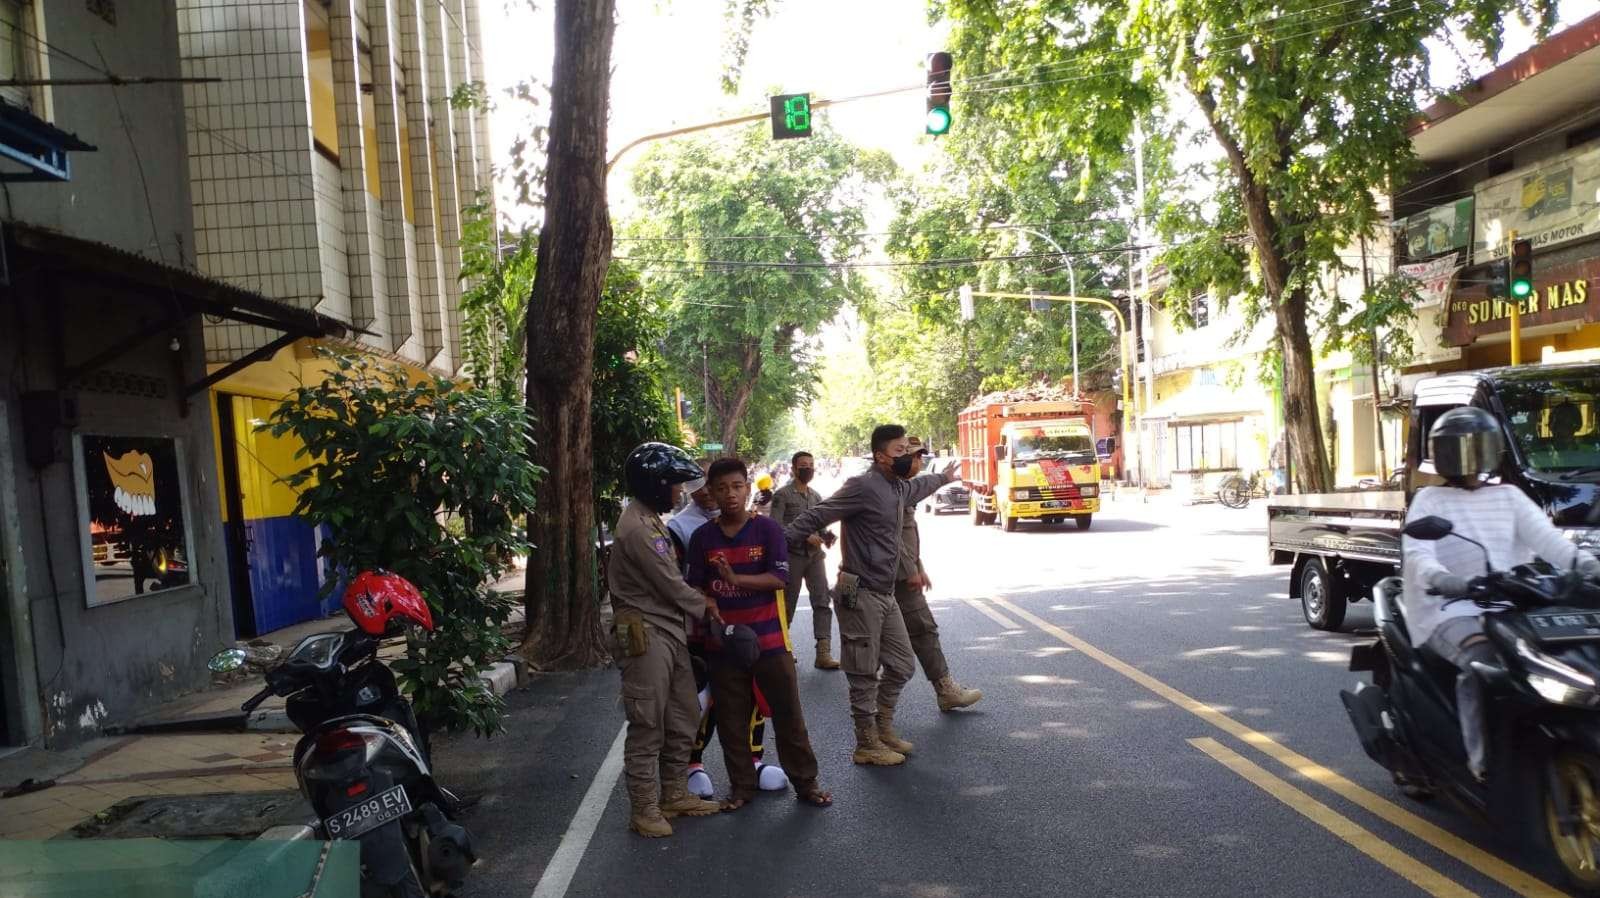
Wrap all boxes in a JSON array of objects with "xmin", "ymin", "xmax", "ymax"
[
  {"xmin": 1512, "ymin": 279, "xmax": 1533, "ymax": 298},
  {"xmin": 926, "ymin": 106, "xmax": 951, "ymax": 135}
]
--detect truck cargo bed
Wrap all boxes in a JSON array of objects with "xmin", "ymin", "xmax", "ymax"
[{"xmin": 1267, "ymin": 490, "xmax": 1404, "ymax": 566}]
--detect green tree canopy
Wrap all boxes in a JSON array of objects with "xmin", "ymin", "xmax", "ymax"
[
  {"xmin": 622, "ymin": 125, "xmax": 895, "ymax": 457},
  {"xmin": 932, "ymin": 0, "xmax": 1558, "ymax": 490}
]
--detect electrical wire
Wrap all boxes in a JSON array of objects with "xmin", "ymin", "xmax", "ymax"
[
  {"xmin": 613, "ymin": 216, "xmax": 1130, "ymax": 243},
  {"xmin": 616, "ymin": 239, "xmax": 1196, "ymax": 272}
]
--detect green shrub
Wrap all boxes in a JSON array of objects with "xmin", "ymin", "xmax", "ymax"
[{"xmin": 266, "ymin": 352, "xmax": 542, "ymax": 737}]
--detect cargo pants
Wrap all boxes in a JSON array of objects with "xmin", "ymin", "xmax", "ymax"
[
  {"xmin": 836, "ymin": 587, "xmax": 917, "ymax": 722},
  {"xmin": 894, "ymin": 579, "xmax": 950, "ymax": 683},
  {"xmin": 617, "ymin": 627, "xmax": 700, "ymax": 802},
  {"xmin": 785, "ymin": 548, "xmax": 833, "ymax": 640}
]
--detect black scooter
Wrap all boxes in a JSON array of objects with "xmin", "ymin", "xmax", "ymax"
[
  {"xmin": 1341, "ymin": 514, "xmax": 1600, "ymax": 893},
  {"xmin": 212, "ymin": 627, "xmax": 475, "ymax": 897}
]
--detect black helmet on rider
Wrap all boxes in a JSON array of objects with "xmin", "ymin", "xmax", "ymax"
[
  {"xmin": 624, "ymin": 442, "xmax": 704, "ymax": 513},
  {"xmin": 1429, "ymin": 407, "xmax": 1504, "ymax": 487}
]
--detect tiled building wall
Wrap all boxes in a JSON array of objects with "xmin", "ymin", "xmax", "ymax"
[
  {"xmin": 180, "ymin": 0, "xmax": 492, "ymax": 373},
  {"xmin": 178, "ymin": 0, "xmax": 324, "ymax": 365}
]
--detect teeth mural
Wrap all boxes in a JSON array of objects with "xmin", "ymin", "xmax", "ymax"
[{"xmin": 104, "ymin": 450, "xmax": 157, "ymax": 517}]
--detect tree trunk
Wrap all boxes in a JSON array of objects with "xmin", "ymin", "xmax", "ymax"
[
  {"xmin": 1189, "ymin": 85, "xmax": 1333, "ymax": 494},
  {"xmin": 1276, "ymin": 287, "xmax": 1333, "ymax": 493},
  {"xmin": 716, "ymin": 341, "xmax": 763, "ymax": 452},
  {"xmin": 522, "ymin": 0, "xmax": 616, "ymax": 670}
]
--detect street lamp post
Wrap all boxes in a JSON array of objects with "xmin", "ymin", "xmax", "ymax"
[
  {"xmin": 967, "ymin": 290, "xmax": 1133, "ymax": 429},
  {"xmin": 1014, "ymin": 227, "xmax": 1079, "ymax": 395}
]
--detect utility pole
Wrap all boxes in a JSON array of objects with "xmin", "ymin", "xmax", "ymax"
[
  {"xmin": 1013, "ymin": 226, "xmax": 1080, "ymax": 394},
  {"xmin": 1359, "ymin": 235, "xmax": 1387, "ymax": 480},
  {"xmin": 1133, "ymin": 119, "xmax": 1154, "ymax": 496}
]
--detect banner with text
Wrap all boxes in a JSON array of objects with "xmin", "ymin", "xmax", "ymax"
[
  {"xmin": 1398, "ymin": 253, "xmax": 1463, "ymax": 308},
  {"xmin": 1474, "ymin": 142, "xmax": 1600, "ymax": 262}
]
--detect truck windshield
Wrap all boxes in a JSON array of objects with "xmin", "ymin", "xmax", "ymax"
[
  {"xmin": 1012, "ymin": 433, "xmax": 1095, "ymax": 463},
  {"xmin": 1499, "ymin": 372, "xmax": 1600, "ymax": 478}
]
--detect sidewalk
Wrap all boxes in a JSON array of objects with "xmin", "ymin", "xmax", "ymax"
[{"xmin": 1, "ymin": 577, "xmax": 531, "ymax": 842}]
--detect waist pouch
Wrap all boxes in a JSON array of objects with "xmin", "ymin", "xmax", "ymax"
[{"xmin": 614, "ymin": 608, "xmax": 649, "ymax": 657}]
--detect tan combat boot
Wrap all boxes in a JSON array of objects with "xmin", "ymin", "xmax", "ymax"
[
  {"xmin": 935, "ymin": 675, "xmax": 984, "ymax": 712},
  {"xmin": 628, "ymin": 784, "xmax": 673, "ymax": 838},
  {"xmin": 659, "ymin": 779, "xmax": 722, "ymax": 818},
  {"xmin": 876, "ymin": 710, "xmax": 914, "ymax": 754},
  {"xmin": 852, "ymin": 717, "xmax": 907, "ymax": 766},
  {"xmin": 814, "ymin": 638, "xmax": 841, "ymax": 670}
]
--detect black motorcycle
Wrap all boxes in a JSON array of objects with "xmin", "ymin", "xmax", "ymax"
[
  {"xmin": 212, "ymin": 628, "xmax": 475, "ymax": 897},
  {"xmin": 1341, "ymin": 514, "xmax": 1600, "ymax": 893}
]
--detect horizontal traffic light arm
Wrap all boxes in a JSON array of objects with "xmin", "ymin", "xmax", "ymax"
[{"xmin": 606, "ymin": 84, "xmax": 915, "ymax": 175}]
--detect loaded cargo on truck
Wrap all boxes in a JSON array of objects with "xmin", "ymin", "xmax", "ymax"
[
  {"xmin": 1268, "ymin": 363, "xmax": 1600, "ymax": 631},
  {"xmin": 958, "ymin": 395, "xmax": 1103, "ymax": 531}
]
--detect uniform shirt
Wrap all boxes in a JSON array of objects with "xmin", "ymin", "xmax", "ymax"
[
  {"xmin": 770, "ymin": 481, "xmax": 825, "ymax": 554},
  {"xmin": 607, "ymin": 501, "xmax": 707, "ymax": 644},
  {"xmin": 1402, "ymin": 484, "xmax": 1590, "ymax": 647},
  {"xmin": 686, "ymin": 516, "xmax": 791, "ymax": 657},
  {"xmin": 785, "ymin": 468, "xmax": 950, "ymax": 594},
  {"xmin": 897, "ymin": 504, "xmax": 924, "ymax": 583}
]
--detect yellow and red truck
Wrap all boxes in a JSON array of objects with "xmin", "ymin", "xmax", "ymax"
[{"xmin": 958, "ymin": 397, "xmax": 1102, "ymax": 531}]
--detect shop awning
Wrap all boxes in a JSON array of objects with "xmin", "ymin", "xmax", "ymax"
[{"xmin": 3, "ymin": 223, "xmax": 358, "ymax": 410}]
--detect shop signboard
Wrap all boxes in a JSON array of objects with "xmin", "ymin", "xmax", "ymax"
[
  {"xmin": 1473, "ymin": 142, "xmax": 1600, "ymax": 262},
  {"xmin": 1443, "ymin": 261, "xmax": 1598, "ymax": 346},
  {"xmin": 1396, "ymin": 198, "xmax": 1473, "ymax": 262}
]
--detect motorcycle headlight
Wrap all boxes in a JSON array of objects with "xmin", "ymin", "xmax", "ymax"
[{"xmin": 1517, "ymin": 638, "xmax": 1600, "ymax": 707}]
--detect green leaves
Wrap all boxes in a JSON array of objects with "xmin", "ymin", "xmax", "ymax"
[{"xmin": 264, "ymin": 350, "xmax": 542, "ymax": 738}]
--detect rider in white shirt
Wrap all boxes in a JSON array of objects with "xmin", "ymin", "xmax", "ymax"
[{"xmin": 1403, "ymin": 407, "xmax": 1600, "ymax": 781}]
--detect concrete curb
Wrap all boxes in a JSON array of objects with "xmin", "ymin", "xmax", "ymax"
[
  {"xmin": 246, "ymin": 708, "xmax": 296, "ymax": 733},
  {"xmin": 256, "ymin": 823, "xmax": 316, "ymax": 841},
  {"xmin": 479, "ymin": 661, "xmax": 519, "ymax": 696}
]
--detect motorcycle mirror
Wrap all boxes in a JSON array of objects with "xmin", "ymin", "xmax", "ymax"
[
  {"xmin": 1403, "ymin": 516, "xmax": 1455, "ymax": 542},
  {"xmin": 208, "ymin": 648, "xmax": 248, "ymax": 673}
]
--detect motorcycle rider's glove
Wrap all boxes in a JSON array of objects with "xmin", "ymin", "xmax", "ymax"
[
  {"xmin": 1428, "ymin": 572, "xmax": 1473, "ymax": 598},
  {"xmin": 1579, "ymin": 553, "xmax": 1600, "ymax": 583}
]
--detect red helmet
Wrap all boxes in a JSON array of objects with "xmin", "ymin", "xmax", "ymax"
[{"xmin": 343, "ymin": 570, "xmax": 434, "ymax": 635}]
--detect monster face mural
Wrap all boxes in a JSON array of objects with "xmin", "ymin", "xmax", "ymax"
[
  {"xmin": 104, "ymin": 450, "xmax": 157, "ymax": 517},
  {"xmin": 79, "ymin": 435, "xmax": 191, "ymax": 606}
]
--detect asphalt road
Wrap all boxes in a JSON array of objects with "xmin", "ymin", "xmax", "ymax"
[{"xmin": 440, "ymin": 490, "xmax": 1569, "ymax": 898}]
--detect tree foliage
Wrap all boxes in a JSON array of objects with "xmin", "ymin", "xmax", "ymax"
[
  {"xmin": 267, "ymin": 354, "xmax": 542, "ymax": 737},
  {"xmin": 933, "ymin": 0, "xmax": 1558, "ymax": 491},
  {"xmin": 623, "ymin": 126, "xmax": 894, "ymax": 457},
  {"xmin": 460, "ymin": 199, "xmax": 536, "ymax": 402}
]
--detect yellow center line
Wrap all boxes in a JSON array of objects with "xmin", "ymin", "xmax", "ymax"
[
  {"xmin": 1190, "ymin": 737, "xmax": 1479, "ymax": 897},
  {"xmin": 963, "ymin": 597, "xmax": 1023, "ymax": 630},
  {"xmin": 988, "ymin": 596, "xmax": 1569, "ymax": 898}
]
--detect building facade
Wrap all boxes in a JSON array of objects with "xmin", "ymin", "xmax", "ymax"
[
  {"xmin": 174, "ymin": 0, "xmax": 493, "ymax": 637},
  {"xmin": 0, "ymin": 3, "xmax": 345, "ymax": 748},
  {"xmin": 1393, "ymin": 13, "xmax": 1600, "ymax": 381}
]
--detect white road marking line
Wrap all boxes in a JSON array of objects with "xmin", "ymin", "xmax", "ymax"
[
  {"xmin": 531, "ymin": 724, "xmax": 628, "ymax": 898},
  {"xmin": 963, "ymin": 597, "xmax": 1022, "ymax": 630}
]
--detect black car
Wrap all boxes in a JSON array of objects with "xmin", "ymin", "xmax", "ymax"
[{"xmin": 925, "ymin": 482, "xmax": 971, "ymax": 515}]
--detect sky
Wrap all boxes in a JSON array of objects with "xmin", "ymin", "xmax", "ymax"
[{"xmin": 482, "ymin": 0, "xmax": 946, "ymax": 228}]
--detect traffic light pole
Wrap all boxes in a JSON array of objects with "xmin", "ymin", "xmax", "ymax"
[
  {"xmin": 1508, "ymin": 229, "xmax": 1522, "ymax": 366},
  {"xmin": 605, "ymin": 85, "xmax": 916, "ymax": 175}
]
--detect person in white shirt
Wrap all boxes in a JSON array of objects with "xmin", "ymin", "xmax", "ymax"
[
  {"xmin": 666, "ymin": 474, "xmax": 718, "ymax": 566},
  {"xmin": 1403, "ymin": 406, "xmax": 1600, "ymax": 781}
]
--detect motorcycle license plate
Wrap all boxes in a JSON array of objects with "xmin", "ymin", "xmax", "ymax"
[
  {"xmin": 324, "ymin": 784, "xmax": 411, "ymax": 840},
  {"xmin": 1527, "ymin": 610, "xmax": 1600, "ymax": 643}
]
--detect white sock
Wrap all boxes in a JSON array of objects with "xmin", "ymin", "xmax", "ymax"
[
  {"xmin": 755, "ymin": 761, "xmax": 789, "ymax": 792},
  {"xmin": 687, "ymin": 766, "xmax": 714, "ymax": 799}
]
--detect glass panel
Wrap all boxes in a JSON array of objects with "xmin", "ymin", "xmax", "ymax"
[
  {"xmin": 79, "ymin": 435, "xmax": 193, "ymax": 606},
  {"xmin": 1499, "ymin": 371, "xmax": 1600, "ymax": 476},
  {"xmin": 0, "ymin": 1, "xmax": 30, "ymax": 109}
]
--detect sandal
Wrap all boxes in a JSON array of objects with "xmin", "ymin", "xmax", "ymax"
[{"xmin": 795, "ymin": 786, "xmax": 833, "ymax": 808}]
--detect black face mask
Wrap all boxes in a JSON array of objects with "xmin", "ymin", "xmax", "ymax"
[
  {"xmin": 795, "ymin": 468, "xmax": 815, "ymax": 484},
  {"xmin": 890, "ymin": 454, "xmax": 915, "ymax": 478}
]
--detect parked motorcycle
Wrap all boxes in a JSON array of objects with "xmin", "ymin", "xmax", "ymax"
[
  {"xmin": 210, "ymin": 571, "xmax": 475, "ymax": 897},
  {"xmin": 1341, "ymin": 514, "xmax": 1600, "ymax": 893}
]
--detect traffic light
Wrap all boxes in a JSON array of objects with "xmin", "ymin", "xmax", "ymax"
[
  {"xmin": 925, "ymin": 51, "xmax": 952, "ymax": 136},
  {"xmin": 1509, "ymin": 238, "xmax": 1534, "ymax": 299},
  {"xmin": 769, "ymin": 93, "xmax": 812, "ymax": 140}
]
